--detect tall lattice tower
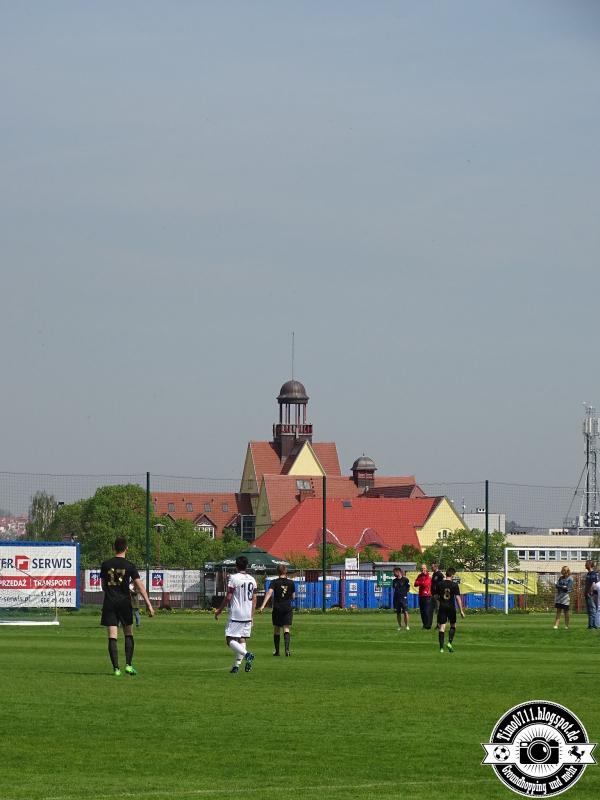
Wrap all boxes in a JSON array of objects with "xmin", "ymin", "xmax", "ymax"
[{"xmin": 580, "ymin": 404, "xmax": 600, "ymax": 523}]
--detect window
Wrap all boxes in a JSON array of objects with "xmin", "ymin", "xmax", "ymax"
[
  {"xmin": 168, "ymin": 502, "xmax": 175, "ymax": 513},
  {"xmin": 197, "ymin": 523, "xmax": 215, "ymax": 539},
  {"xmin": 186, "ymin": 503, "xmax": 193, "ymax": 513},
  {"xmin": 222, "ymin": 502, "xmax": 229, "ymax": 512},
  {"xmin": 204, "ymin": 502, "xmax": 212, "ymax": 513},
  {"xmin": 296, "ymin": 480, "xmax": 311, "ymax": 490},
  {"xmin": 528, "ymin": 550, "xmax": 536, "ymax": 560},
  {"xmin": 548, "ymin": 550, "xmax": 556, "ymax": 560},
  {"xmin": 538, "ymin": 551, "xmax": 547, "ymax": 561},
  {"xmin": 518, "ymin": 550, "xmax": 526, "ymax": 560},
  {"xmin": 560, "ymin": 551, "xmax": 568, "ymax": 560},
  {"xmin": 569, "ymin": 550, "xmax": 578, "ymax": 561}
]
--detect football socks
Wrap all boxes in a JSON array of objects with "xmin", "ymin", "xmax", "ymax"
[
  {"xmin": 125, "ymin": 634, "xmax": 134, "ymax": 666},
  {"xmin": 108, "ymin": 638, "xmax": 119, "ymax": 670}
]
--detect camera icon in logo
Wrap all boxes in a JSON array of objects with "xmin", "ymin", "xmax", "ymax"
[{"xmin": 519, "ymin": 737, "xmax": 560, "ymax": 765}]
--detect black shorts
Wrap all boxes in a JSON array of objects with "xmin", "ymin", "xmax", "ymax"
[
  {"xmin": 101, "ymin": 598, "xmax": 133, "ymax": 627},
  {"xmin": 555, "ymin": 603, "xmax": 569, "ymax": 611},
  {"xmin": 394, "ymin": 599, "xmax": 408, "ymax": 613},
  {"xmin": 437, "ymin": 606, "xmax": 457, "ymax": 626},
  {"xmin": 272, "ymin": 606, "xmax": 293, "ymax": 628}
]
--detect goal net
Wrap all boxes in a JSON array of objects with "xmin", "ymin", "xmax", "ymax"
[{"xmin": 0, "ymin": 542, "xmax": 80, "ymax": 626}]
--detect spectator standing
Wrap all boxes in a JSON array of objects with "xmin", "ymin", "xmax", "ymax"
[
  {"xmin": 553, "ymin": 566, "xmax": 574, "ymax": 630},
  {"xmin": 584, "ymin": 561, "xmax": 599, "ymax": 629},
  {"xmin": 414, "ymin": 563, "xmax": 433, "ymax": 629}
]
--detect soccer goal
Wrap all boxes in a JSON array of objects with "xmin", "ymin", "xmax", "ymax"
[
  {"xmin": 0, "ymin": 541, "xmax": 80, "ymax": 626},
  {"xmin": 0, "ymin": 585, "xmax": 59, "ymax": 625},
  {"xmin": 502, "ymin": 546, "xmax": 600, "ymax": 614}
]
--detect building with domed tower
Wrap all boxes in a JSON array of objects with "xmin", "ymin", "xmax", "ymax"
[
  {"xmin": 240, "ymin": 378, "xmax": 428, "ymax": 540},
  {"xmin": 152, "ymin": 377, "xmax": 466, "ymax": 551}
]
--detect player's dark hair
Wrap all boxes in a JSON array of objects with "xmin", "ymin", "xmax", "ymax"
[
  {"xmin": 445, "ymin": 567, "xmax": 456, "ymax": 577},
  {"xmin": 114, "ymin": 536, "xmax": 128, "ymax": 553},
  {"xmin": 277, "ymin": 564, "xmax": 287, "ymax": 576},
  {"xmin": 236, "ymin": 555, "xmax": 248, "ymax": 571}
]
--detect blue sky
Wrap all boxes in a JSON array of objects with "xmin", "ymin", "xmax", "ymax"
[{"xmin": 2, "ymin": 1, "xmax": 600, "ymax": 486}]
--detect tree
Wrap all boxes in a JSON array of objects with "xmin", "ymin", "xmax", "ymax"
[
  {"xmin": 46, "ymin": 484, "xmax": 146, "ymax": 567},
  {"xmin": 359, "ymin": 545, "xmax": 385, "ymax": 564},
  {"xmin": 387, "ymin": 544, "xmax": 422, "ymax": 563},
  {"xmin": 27, "ymin": 491, "xmax": 58, "ymax": 539},
  {"xmin": 422, "ymin": 529, "xmax": 519, "ymax": 571}
]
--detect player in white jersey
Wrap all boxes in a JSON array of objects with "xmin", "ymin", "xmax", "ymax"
[{"xmin": 214, "ymin": 556, "xmax": 257, "ymax": 673}]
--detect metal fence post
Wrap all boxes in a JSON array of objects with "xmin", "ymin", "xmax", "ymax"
[
  {"xmin": 484, "ymin": 479, "xmax": 489, "ymax": 611},
  {"xmin": 322, "ymin": 474, "xmax": 327, "ymax": 613},
  {"xmin": 145, "ymin": 472, "xmax": 150, "ymax": 589}
]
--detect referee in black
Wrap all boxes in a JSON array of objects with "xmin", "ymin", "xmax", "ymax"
[{"xmin": 259, "ymin": 564, "xmax": 295, "ymax": 656}]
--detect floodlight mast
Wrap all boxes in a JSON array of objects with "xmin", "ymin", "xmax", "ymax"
[{"xmin": 581, "ymin": 404, "xmax": 600, "ymax": 521}]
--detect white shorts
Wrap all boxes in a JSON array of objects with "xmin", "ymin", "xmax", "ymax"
[{"xmin": 225, "ymin": 620, "xmax": 252, "ymax": 639}]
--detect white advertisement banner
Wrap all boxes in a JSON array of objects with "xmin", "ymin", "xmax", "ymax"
[
  {"xmin": 0, "ymin": 542, "xmax": 80, "ymax": 609},
  {"xmin": 85, "ymin": 568, "xmax": 204, "ymax": 594}
]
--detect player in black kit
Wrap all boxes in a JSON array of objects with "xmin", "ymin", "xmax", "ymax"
[
  {"xmin": 100, "ymin": 536, "xmax": 154, "ymax": 676},
  {"xmin": 259, "ymin": 564, "xmax": 295, "ymax": 656},
  {"xmin": 433, "ymin": 567, "xmax": 465, "ymax": 653}
]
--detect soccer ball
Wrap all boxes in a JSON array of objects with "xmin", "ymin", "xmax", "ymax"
[{"xmin": 494, "ymin": 746, "xmax": 510, "ymax": 761}]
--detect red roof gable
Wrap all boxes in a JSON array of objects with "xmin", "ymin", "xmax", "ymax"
[
  {"xmin": 262, "ymin": 474, "xmax": 423, "ymax": 527},
  {"xmin": 255, "ymin": 496, "xmax": 442, "ymax": 558},
  {"xmin": 152, "ymin": 492, "xmax": 252, "ymax": 538},
  {"xmin": 248, "ymin": 440, "xmax": 342, "ymax": 487}
]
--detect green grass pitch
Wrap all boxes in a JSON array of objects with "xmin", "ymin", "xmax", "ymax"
[{"xmin": 0, "ymin": 611, "xmax": 599, "ymax": 800}]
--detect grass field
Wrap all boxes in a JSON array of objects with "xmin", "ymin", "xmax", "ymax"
[{"xmin": 1, "ymin": 610, "xmax": 599, "ymax": 800}]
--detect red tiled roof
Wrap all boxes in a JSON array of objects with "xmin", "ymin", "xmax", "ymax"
[
  {"xmin": 310, "ymin": 443, "xmax": 342, "ymax": 476},
  {"xmin": 152, "ymin": 492, "xmax": 252, "ymax": 538},
  {"xmin": 262, "ymin": 474, "xmax": 422, "ymax": 527},
  {"xmin": 248, "ymin": 440, "xmax": 342, "ymax": 487},
  {"xmin": 366, "ymin": 481, "xmax": 426, "ymax": 498},
  {"xmin": 255, "ymin": 496, "xmax": 442, "ymax": 558}
]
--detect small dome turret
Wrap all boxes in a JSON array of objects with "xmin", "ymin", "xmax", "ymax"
[
  {"xmin": 352, "ymin": 455, "xmax": 377, "ymax": 473},
  {"xmin": 277, "ymin": 380, "xmax": 309, "ymax": 403}
]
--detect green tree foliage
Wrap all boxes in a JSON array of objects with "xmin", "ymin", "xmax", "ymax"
[
  {"xmin": 422, "ymin": 528, "xmax": 519, "ymax": 571},
  {"xmin": 359, "ymin": 545, "xmax": 385, "ymax": 564},
  {"xmin": 27, "ymin": 491, "xmax": 58, "ymax": 539},
  {"xmin": 387, "ymin": 544, "xmax": 422, "ymax": 563},
  {"xmin": 45, "ymin": 484, "xmax": 247, "ymax": 568},
  {"xmin": 284, "ymin": 543, "xmax": 340, "ymax": 570},
  {"xmin": 45, "ymin": 500, "xmax": 86, "ymax": 542}
]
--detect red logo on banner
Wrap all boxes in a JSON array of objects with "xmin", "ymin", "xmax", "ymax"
[
  {"xmin": 15, "ymin": 555, "xmax": 29, "ymax": 571},
  {"xmin": 152, "ymin": 572, "xmax": 164, "ymax": 587}
]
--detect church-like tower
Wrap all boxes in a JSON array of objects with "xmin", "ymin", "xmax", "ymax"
[{"xmin": 273, "ymin": 380, "xmax": 313, "ymax": 461}]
